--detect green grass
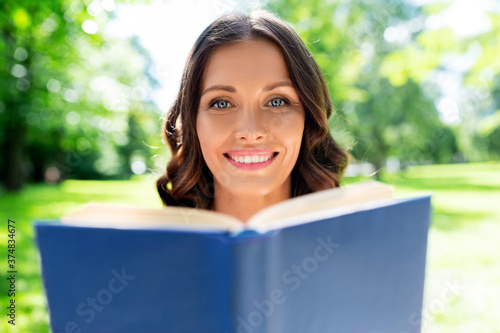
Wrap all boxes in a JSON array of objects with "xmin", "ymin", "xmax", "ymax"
[
  {"xmin": 382, "ymin": 162, "xmax": 500, "ymax": 332},
  {"xmin": 0, "ymin": 163, "xmax": 499, "ymax": 332}
]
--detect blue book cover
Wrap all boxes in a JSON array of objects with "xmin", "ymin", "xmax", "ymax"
[{"xmin": 35, "ymin": 182, "xmax": 431, "ymax": 333}]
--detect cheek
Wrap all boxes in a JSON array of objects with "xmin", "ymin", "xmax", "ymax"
[
  {"xmin": 196, "ymin": 115, "xmax": 226, "ymax": 166},
  {"xmin": 271, "ymin": 113, "xmax": 305, "ymax": 156},
  {"xmin": 196, "ymin": 117, "xmax": 212, "ymax": 162},
  {"xmin": 288, "ymin": 123, "xmax": 305, "ymax": 161}
]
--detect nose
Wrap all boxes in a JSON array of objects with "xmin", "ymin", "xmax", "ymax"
[{"xmin": 234, "ymin": 105, "xmax": 268, "ymax": 141}]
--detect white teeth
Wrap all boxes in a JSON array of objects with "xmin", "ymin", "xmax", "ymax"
[{"xmin": 228, "ymin": 154, "xmax": 274, "ymax": 163}]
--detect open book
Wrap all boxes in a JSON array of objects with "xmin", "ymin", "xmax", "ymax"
[
  {"xmin": 35, "ymin": 181, "xmax": 431, "ymax": 333},
  {"xmin": 60, "ymin": 180, "xmax": 395, "ymax": 233}
]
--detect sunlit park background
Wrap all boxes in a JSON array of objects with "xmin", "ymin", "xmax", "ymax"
[{"xmin": 0, "ymin": 0, "xmax": 499, "ymax": 331}]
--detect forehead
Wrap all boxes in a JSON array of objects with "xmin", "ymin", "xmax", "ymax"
[{"xmin": 202, "ymin": 38, "xmax": 291, "ymax": 88}]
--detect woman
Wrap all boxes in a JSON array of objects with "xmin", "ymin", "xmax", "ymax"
[{"xmin": 157, "ymin": 10, "xmax": 348, "ymax": 222}]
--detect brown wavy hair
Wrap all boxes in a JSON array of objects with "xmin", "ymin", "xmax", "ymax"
[{"xmin": 157, "ymin": 10, "xmax": 349, "ymax": 208}]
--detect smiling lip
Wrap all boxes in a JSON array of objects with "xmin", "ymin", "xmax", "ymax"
[{"xmin": 224, "ymin": 150, "xmax": 278, "ymax": 170}]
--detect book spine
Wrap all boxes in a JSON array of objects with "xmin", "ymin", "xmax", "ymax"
[{"xmin": 230, "ymin": 231, "xmax": 283, "ymax": 333}]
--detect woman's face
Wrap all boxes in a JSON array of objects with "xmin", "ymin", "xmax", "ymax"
[{"xmin": 196, "ymin": 38, "xmax": 305, "ymax": 198}]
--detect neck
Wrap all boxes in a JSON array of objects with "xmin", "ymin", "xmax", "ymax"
[{"xmin": 212, "ymin": 178, "xmax": 291, "ymax": 223}]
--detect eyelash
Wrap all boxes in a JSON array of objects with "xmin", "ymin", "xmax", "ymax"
[
  {"xmin": 268, "ymin": 97, "xmax": 290, "ymax": 108},
  {"xmin": 209, "ymin": 97, "xmax": 290, "ymax": 109},
  {"xmin": 210, "ymin": 99, "xmax": 232, "ymax": 109}
]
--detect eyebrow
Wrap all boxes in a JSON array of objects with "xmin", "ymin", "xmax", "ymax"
[
  {"xmin": 201, "ymin": 85, "xmax": 236, "ymax": 96},
  {"xmin": 263, "ymin": 81, "xmax": 294, "ymax": 91},
  {"xmin": 201, "ymin": 81, "xmax": 295, "ymax": 96}
]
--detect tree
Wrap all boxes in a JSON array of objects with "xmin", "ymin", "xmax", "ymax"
[
  {"xmin": 374, "ymin": 2, "xmax": 500, "ymax": 162},
  {"xmin": 0, "ymin": 1, "xmax": 160, "ymax": 191},
  {"xmin": 267, "ymin": 0, "xmax": 466, "ymax": 171}
]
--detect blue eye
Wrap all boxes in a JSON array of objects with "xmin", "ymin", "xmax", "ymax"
[
  {"xmin": 269, "ymin": 98, "xmax": 286, "ymax": 107},
  {"xmin": 211, "ymin": 99, "xmax": 230, "ymax": 109}
]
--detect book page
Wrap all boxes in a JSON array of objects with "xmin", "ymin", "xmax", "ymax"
[
  {"xmin": 246, "ymin": 181, "xmax": 394, "ymax": 231},
  {"xmin": 61, "ymin": 203, "xmax": 242, "ymax": 232}
]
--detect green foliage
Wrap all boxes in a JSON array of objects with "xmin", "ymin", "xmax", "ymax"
[
  {"xmin": 348, "ymin": 79, "xmax": 458, "ymax": 168},
  {"xmin": 268, "ymin": 0, "xmax": 499, "ymax": 169},
  {"xmin": 0, "ymin": 0, "xmax": 162, "ymax": 191}
]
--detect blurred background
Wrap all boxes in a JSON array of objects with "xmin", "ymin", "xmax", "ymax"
[{"xmin": 0, "ymin": 0, "xmax": 499, "ymax": 331}]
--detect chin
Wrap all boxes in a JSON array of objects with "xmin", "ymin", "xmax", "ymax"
[{"xmin": 227, "ymin": 177, "xmax": 288, "ymax": 197}]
